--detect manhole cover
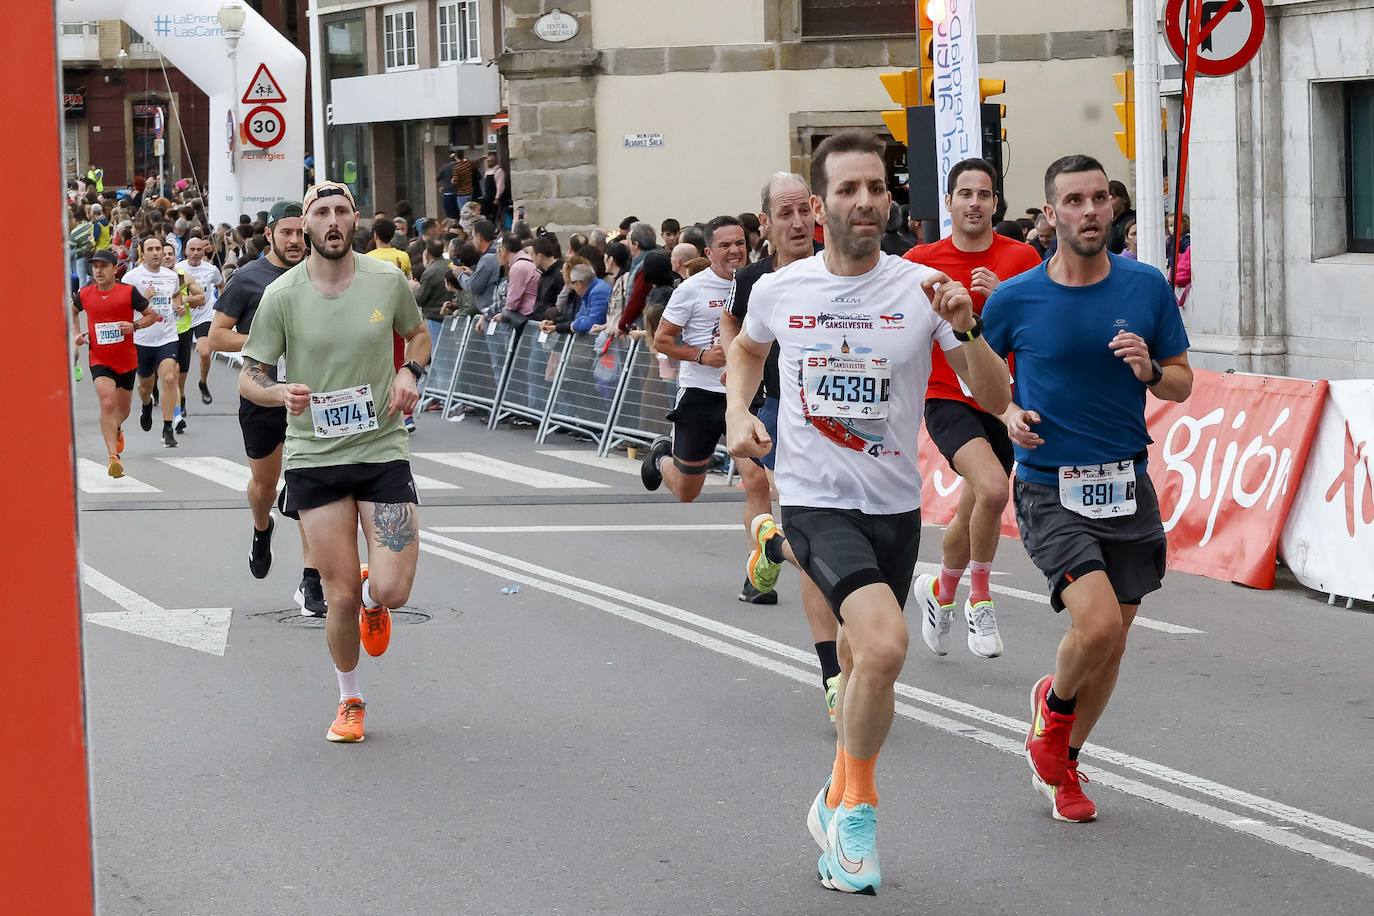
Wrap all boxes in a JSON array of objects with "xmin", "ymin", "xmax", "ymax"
[{"xmin": 252, "ymin": 608, "xmax": 432, "ymax": 627}]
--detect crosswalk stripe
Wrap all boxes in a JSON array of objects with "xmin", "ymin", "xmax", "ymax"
[
  {"xmin": 159, "ymin": 456, "xmax": 252, "ymax": 491},
  {"xmin": 537, "ymin": 449, "xmax": 729, "ymax": 485},
  {"xmin": 412, "ymin": 473, "xmax": 460, "ymax": 491},
  {"xmin": 76, "ymin": 459, "xmax": 161, "ymax": 494},
  {"xmin": 415, "ymin": 452, "xmax": 608, "ymax": 489}
]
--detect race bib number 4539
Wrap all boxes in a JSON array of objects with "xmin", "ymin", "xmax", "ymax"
[
  {"xmin": 802, "ymin": 354, "xmax": 891, "ymax": 419},
  {"xmin": 311, "ymin": 385, "xmax": 379, "ymax": 439}
]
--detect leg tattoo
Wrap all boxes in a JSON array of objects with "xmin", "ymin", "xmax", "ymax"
[{"xmin": 372, "ymin": 502, "xmax": 417, "ymax": 552}]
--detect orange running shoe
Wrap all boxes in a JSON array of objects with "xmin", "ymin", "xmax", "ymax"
[
  {"xmin": 358, "ymin": 563, "xmax": 392, "ymax": 657},
  {"xmin": 327, "ymin": 697, "xmax": 366, "ymax": 743},
  {"xmin": 107, "ymin": 455, "xmax": 124, "ymax": 479},
  {"xmin": 116, "ymin": 428, "xmax": 125, "ymax": 455}
]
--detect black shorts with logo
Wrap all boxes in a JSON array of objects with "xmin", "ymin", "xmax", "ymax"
[
  {"xmin": 91, "ymin": 364, "xmax": 136, "ymax": 390},
  {"xmin": 176, "ymin": 328, "xmax": 194, "ymax": 373},
  {"xmin": 1013, "ymin": 471, "xmax": 1167, "ymax": 612},
  {"xmin": 780, "ymin": 506, "xmax": 923, "ymax": 623},
  {"xmin": 136, "ymin": 341, "xmax": 180, "ymax": 378},
  {"xmin": 278, "ymin": 459, "xmax": 419, "ymax": 521},
  {"xmin": 925, "ymin": 398, "xmax": 1015, "ymax": 476},
  {"xmin": 192, "ymin": 320, "xmax": 213, "ymax": 341},
  {"xmin": 238, "ymin": 396, "xmax": 288, "ymax": 460},
  {"xmin": 665, "ymin": 387, "xmax": 726, "ymax": 463}
]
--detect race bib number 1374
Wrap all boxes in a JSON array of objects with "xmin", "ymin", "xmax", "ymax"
[{"xmin": 311, "ymin": 385, "xmax": 379, "ymax": 439}]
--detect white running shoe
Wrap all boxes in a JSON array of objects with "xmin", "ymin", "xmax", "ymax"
[
  {"xmin": 915, "ymin": 573, "xmax": 954, "ymax": 656},
  {"xmin": 964, "ymin": 598, "xmax": 1004, "ymax": 658}
]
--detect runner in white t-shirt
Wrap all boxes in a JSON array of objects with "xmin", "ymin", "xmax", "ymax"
[
  {"xmin": 641, "ymin": 216, "xmax": 778, "ymax": 602},
  {"xmin": 177, "ymin": 236, "xmax": 224, "ymax": 406},
  {"xmin": 725, "ymin": 130, "xmax": 1012, "ymax": 897},
  {"xmin": 123, "ymin": 235, "xmax": 187, "ymax": 448}
]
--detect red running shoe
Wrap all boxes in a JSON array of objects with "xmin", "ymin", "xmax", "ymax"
[
  {"xmin": 1025, "ymin": 674, "xmax": 1074, "ymax": 789},
  {"xmin": 1041, "ymin": 761, "xmax": 1097, "ymax": 822}
]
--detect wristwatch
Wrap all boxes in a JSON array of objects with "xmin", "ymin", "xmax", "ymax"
[
  {"xmin": 954, "ymin": 313, "xmax": 984, "ymax": 342},
  {"xmin": 402, "ymin": 360, "xmax": 425, "ymax": 381},
  {"xmin": 1145, "ymin": 359, "xmax": 1165, "ymax": 387}
]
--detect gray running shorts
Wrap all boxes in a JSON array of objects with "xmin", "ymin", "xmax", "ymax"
[{"xmin": 1013, "ymin": 472, "xmax": 1167, "ymax": 612}]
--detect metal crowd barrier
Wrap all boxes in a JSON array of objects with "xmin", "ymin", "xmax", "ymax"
[
  {"xmin": 448, "ymin": 317, "xmax": 519, "ymax": 420},
  {"xmin": 418, "ymin": 314, "xmax": 472, "ymax": 415},
  {"xmin": 491, "ymin": 324, "xmax": 570, "ymax": 429},
  {"xmin": 599, "ymin": 339, "xmax": 677, "ymax": 455},
  {"xmin": 537, "ymin": 332, "xmax": 629, "ymax": 443}
]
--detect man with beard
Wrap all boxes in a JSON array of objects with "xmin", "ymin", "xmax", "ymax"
[
  {"xmin": 239, "ymin": 182, "xmax": 429, "ymax": 745},
  {"xmin": 984, "ymin": 155, "xmax": 1192, "ymax": 823},
  {"xmin": 210, "ymin": 201, "xmax": 325, "ymax": 618},
  {"xmin": 724, "ymin": 130, "xmax": 1010, "ymax": 895}
]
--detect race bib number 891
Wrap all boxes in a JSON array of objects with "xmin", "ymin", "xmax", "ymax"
[
  {"xmin": 802, "ymin": 354, "xmax": 891, "ymax": 419},
  {"xmin": 1058, "ymin": 460, "xmax": 1137, "ymax": 519}
]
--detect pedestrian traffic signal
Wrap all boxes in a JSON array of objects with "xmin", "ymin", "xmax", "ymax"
[{"xmin": 1114, "ymin": 71, "xmax": 1136, "ymax": 159}]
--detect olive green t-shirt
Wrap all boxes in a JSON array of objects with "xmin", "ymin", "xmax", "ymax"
[{"xmin": 242, "ymin": 253, "xmax": 424, "ymax": 470}]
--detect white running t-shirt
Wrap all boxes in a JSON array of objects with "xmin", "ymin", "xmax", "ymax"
[
  {"xmin": 178, "ymin": 259, "xmax": 224, "ymax": 327},
  {"xmin": 123, "ymin": 264, "xmax": 181, "ymax": 347},
  {"xmin": 662, "ymin": 266, "xmax": 734, "ymax": 394},
  {"xmin": 742, "ymin": 253, "xmax": 960, "ymax": 515}
]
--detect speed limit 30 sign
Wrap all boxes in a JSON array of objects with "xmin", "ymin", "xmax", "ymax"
[{"xmin": 243, "ymin": 105, "xmax": 286, "ymax": 150}]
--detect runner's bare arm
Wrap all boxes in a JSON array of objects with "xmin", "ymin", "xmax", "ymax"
[
  {"xmin": 1150, "ymin": 353, "xmax": 1193, "ymax": 402},
  {"xmin": 183, "ymin": 276, "xmax": 206, "ymax": 309},
  {"xmin": 654, "ymin": 318, "xmax": 723, "ymax": 367},
  {"xmin": 1109, "ymin": 330, "xmax": 1193, "ymax": 403},
  {"xmin": 237, "ymin": 356, "xmax": 311, "ymax": 415},
  {"xmin": 927, "ymin": 274, "xmax": 1012, "ymax": 415},
  {"xmin": 208, "ymin": 312, "xmax": 247, "ymax": 353},
  {"xmin": 724, "ymin": 331, "xmax": 772, "ymax": 460}
]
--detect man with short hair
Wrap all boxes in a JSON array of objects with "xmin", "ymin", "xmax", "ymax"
[
  {"xmin": 177, "ymin": 236, "xmax": 224, "ymax": 405},
  {"xmin": 531, "ymin": 234, "xmax": 565, "ymax": 320},
  {"xmin": 500, "ymin": 232, "xmax": 539, "ymax": 321},
  {"xmin": 211, "ymin": 200, "xmax": 326, "ymax": 617},
  {"xmin": 987, "ymin": 154, "xmax": 1192, "ymax": 823},
  {"xmin": 1030, "ymin": 213, "xmax": 1056, "ymax": 260},
  {"xmin": 124, "ymin": 236, "xmax": 186, "ymax": 448},
  {"xmin": 905, "ymin": 157, "xmax": 1043, "ymax": 660},
  {"xmin": 368, "ymin": 220, "xmax": 412, "ymax": 277},
  {"xmin": 483, "ymin": 154, "xmax": 508, "ymax": 225},
  {"xmin": 239, "ymin": 182, "xmax": 430, "ymax": 744},
  {"xmin": 660, "ymin": 218, "xmax": 681, "ymax": 250},
  {"xmin": 544, "ymin": 262, "xmax": 610, "ymax": 335},
  {"xmin": 670, "ymin": 242, "xmax": 698, "ymax": 280},
  {"xmin": 415, "ymin": 238, "xmax": 453, "ymax": 342},
  {"xmin": 725, "ymin": 130, "xmax": 1009, "ymax": 895},
  {"xmin": 457, "ymin": 219, "xmax": 502, "ymax": 314}
]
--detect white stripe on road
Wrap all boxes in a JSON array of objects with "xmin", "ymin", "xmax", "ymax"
[
  {"xmin": 420, "ymin": 531, "xmax": 1374, "ymax": 868},
  {"xmin": 415, "ymin": 452, "xmax": 608, "ymax": 489},
  {"xmin": 159, "ymin": 456, "xmax": 252, "ymax": 491},
  {"xmin": 538, "ymin": 449, "xmax": 729, "ymax": 485},
  {"xmin": 76, "ymin": 459, "xmax": 161, "ymax": 494},
  {"xmin": 82, "ymin": 564, "xmax": 162, "ymax": 614},
  {"xmin": 411, "ymin": 473, "xmax": 461, "ymax": 491},
  {"xmin": 978, "ymin": 579, "xmax": 1205, "ymax": 635},
  {"xmin": 430, "ymin": 524, "xmax": 740, "ymax": 534}
]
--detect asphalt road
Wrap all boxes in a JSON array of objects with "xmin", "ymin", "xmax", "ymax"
[{"xmin": 75, "ymin": 365, "xmax": 1374, "ymax": 915}]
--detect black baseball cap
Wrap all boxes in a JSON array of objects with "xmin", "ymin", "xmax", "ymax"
[
  {"xmin": 90, "ymin": 250, "xmax": 118, "ymax": 265},
  {"xmin": 267, "ymin": 200, "xmax": 303, "ymax": 225}
]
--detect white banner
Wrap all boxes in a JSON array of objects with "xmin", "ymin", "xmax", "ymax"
[
  {"xmin": 931, "ymin": 0, "xmax": 983, "ymax": 238},
  {"xmin": 1279, "ymin": 380, "xmax": 1374, "ymax": 601}
]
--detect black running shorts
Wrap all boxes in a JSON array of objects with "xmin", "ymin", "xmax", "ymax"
[
  {"xmin": 90, "ymin": 365, "xmax": 136, "ymax": 390},
  {"xmin": 780, "ymin": 506, "xmax": 922, "ymax": 623},
  {"xmin": 238, "ymin": 396, "xmax": 287, "ymax": 461},
  {"xmin": 665, "ymin": 387, "xmax": 726, "ymax": 463},
  {"xmin": 1013, "ymin": 472, "xmax": 1167, "ymax": 612},
  {"xmin": 192, "ymin": 320, "xmax": 213, "ymax": 341},
  {"xmin": 176, "ymin": 328, "xmax": 194, "ymax": 373},
  {"xmin": 136, "ymin": 341, "xmax": 180, "ymax": 378},
  {"xmin": 924, "ymin": 398, "xmax": 1014, "ymax": 476},
  {"xmin": 279, "ymin": 459, "xmax": 420, "ymax": 520}
]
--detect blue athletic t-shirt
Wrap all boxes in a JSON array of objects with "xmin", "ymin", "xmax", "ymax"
[{"xmin": 981, "ymin": 254, "xmax": 1190, "ymax": 487}]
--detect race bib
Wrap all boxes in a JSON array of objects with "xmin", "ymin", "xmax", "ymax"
[
  {"xmin": 94, "ymin": 322, "xmax": 125, "ymax": 345},
  {"xmin": 802, "ymin": 354, "xmax": 891, "ymax": 419},
  {"xmin": 1058, "ymin": 460, "xmax": 1137, "ymax": 519},
  {"xmin": 310, "ymin": 385, "xmax": 379, "ymax": 439}
]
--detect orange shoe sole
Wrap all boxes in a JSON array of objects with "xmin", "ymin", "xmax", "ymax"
[{"xmin": 116, "ymin": 430, "xmax": 125, "ymax": 455}]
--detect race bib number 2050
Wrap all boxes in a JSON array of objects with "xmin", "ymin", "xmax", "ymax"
[
  {"xmin": 802, "ymin": 354, "xmax": 891, "ymax": 419},
  {"xmin": 310, "ymin": 385, "xmax": 379, "ymax": 439}
]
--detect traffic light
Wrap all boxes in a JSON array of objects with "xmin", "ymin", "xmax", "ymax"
[
  {"xmin": 1114, "ymin": 70, "xmax": 1136, "ymax": 159},
  {"xmin": 880, "ymin": 69, "xmax": 924, "ymax": 144},
  {"xmin": 919, "ymin": 6, "xmax": 936, "ymax": 101}
]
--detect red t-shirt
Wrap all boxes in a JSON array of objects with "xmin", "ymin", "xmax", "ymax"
[
  {"xmin": 76, "ymin": 283, "xmax": 147, "ymax": 374},
  {"xmin": 903, "ymin": 234, "xmax": 1042, "ymax": 408}
]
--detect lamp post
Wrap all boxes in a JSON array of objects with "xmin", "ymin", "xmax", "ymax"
[{"xmin": 217, "ymin": 0, "xmax": 247, "ymax": 215}]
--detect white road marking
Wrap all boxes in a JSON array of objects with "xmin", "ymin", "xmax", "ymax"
[
  {"xmin": 980, "ymin": 579, "xmax": 1205, "ymax": 635},
  {"xmin": 76, "ymin": 458, "xmax": 160, "ymax": 494},
  {"xmin": 411, "ymin": 473, "xmax": 461, "ymax": 491},
  {"xmin": 159, "ymin": 456, "xmax": 252, "ymax": 491},
  {"xmin": 415, "ymin": 452, "xmax": 608, "ymax": 489},
  {"xmin": 430, "ymin": 524, "xmax": 740, "ymax": 534},
  {"xmin": 81, "ymin": 565, "xmax": 231, "ymax": 656},
  {"xmin": 420, "ymin": 531, "xmax": 1374, "ymax": 871},
  {"xmin": 538, "ymin": 449, "xmax": 729, "ymax": 485}
]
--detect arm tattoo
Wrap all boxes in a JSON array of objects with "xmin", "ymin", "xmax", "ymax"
[
  {"xmin": 242, "ymin": 357, "xmax": 277, "ymax": 388},
  {"xmin": 372, "ymin": 502, "xmax": 417, "ymax": 552}
]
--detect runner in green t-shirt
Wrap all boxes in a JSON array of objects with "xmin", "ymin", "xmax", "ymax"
[{"xmin": 240, "ymin": 181, "xmax": 430, "ymax": 745}]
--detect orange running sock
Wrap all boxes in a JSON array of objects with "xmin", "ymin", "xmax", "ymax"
[
  {"xmin": 825, "ymin": 741, "xmax": 846, "ymax": 808},
  {"xmin": 841, "ymin": 748, "xmax": 879, "ymax": 809}
]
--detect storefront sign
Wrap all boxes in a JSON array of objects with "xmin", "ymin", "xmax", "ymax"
[
  {"xmin": 63, "ymin": 91, "xmax": 85, "ymax": 118},
  {"xmin": 533, "ymin": 8, "xmax": 580, "ymax": 43}
]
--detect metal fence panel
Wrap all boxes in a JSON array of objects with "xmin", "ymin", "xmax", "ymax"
[
  {"xmin": 450, "ymin": 318, "xmax": 519, "ymax": 417},
  {"xmin": 492, "ymin": 326, "xmax": 570, "ymax": 427},
  {"xmin": 601, "ymin": 338, "xmax": 679, "ymax": 454},
  {"xmin": 538, "ymin": 332, "xmax": 627, "ymax": 443},
  {"xmin": 418, "ymin": 315, "xmax": 471, "ymax": 414}
]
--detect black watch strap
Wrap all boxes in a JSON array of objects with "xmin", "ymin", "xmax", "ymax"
[
  {"xmin": 1146, "ymin": 359, "xmax": 1164, "ymax": 387},
  {"xmin": 403, "ymin": 360, "xmax": 425, "ymax": 381},
  {"xmin": 954, "ymin": 313, "xmax": 984, "ymax": 342}
]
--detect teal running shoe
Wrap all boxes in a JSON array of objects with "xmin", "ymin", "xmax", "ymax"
[
  {"xmin": 806, "ymin": 778, "xmax": 836, "ymax": 851},
  {"xmin": 825, "ymin": 675, "xmax": 841, "ymax": 723},
  {"xmin": 818, "ymin": 803, "xmax": 880, "ymax": 895}
]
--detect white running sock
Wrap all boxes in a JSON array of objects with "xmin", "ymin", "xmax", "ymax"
[
  {"xmin": 336, "ymin": 666, "xmax": 361, "ymax": 701},
  {"xmin": 361, "ymin": 577, "xmax": 382, "ymax": 609}
]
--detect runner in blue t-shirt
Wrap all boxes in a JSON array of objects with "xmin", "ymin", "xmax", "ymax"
[{"xmin": 981, "ymin": 154, "xmax": 1193, "ymax": 824}]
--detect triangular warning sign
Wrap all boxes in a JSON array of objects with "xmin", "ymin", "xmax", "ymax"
[{"xmin": 241, "ymin": 63, "xmax": 287, "ymax": 104}]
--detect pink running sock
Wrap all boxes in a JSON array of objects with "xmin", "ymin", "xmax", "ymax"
[
  {"xmin": 969, "ymin": 560, "xmax": 993, "ymax": 604},
  {"xmin": 938, "ymin": 563, "xmax": 965, "ymax": 605}
]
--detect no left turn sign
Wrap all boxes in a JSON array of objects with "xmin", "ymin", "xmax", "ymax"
[
  {"xmin": 243, "ymin": 105, "xmax": 286, "ymax": 150},
  {"xmin": 1164, "ymin": 0, "xmax": 1267, "ymax": 77}
]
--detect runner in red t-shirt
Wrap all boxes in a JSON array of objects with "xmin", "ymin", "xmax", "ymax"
[
  {"xmin": 904, "ymin": 158, "xmax": 1042, "ymax": 660},
  {"xmin": 72, "ymin": 249, "xmax": 158, "ymax": 478}
]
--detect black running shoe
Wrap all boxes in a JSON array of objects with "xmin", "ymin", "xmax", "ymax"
[
  {"xmin": 152, "ymin": 385, "xmax": 159, "ymax": 406},
  {"xmin": 641, "ymin": 436, "xmax": 673, "ymax": 492},
  {"xmin": 140, "ymin": 401, "xmax": 153, "ymax": 431},
  {"xmin": 738, "ymin": 578, "xmax": 779, "ymax": 605},
  {"xmin": 161, "ymin": 428, "xmax": 178, "ymax": 448},
  {"xmin": 175, "ymin": 411, "xmax": 188, "ymax": 434},
  {"xmin": 294, "ymin": 574, "xmax": 326, "ymax": 618},
  {"xmin": 199, "ymin": 381, "xmax": 213, "ymax": 405},
  {"xmin": 249, "ymin": 518, "xmax": 274, "ymax": 579}
]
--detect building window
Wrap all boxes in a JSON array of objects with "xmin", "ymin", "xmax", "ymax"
[
  {"xmin": 383, "ymin": 5, "xmax": 418, "ymax": 71},
  {"xmin": 1349, "ymin": 82, "xmax": 1374, "ymax": 254},
  {"xmin": 801, "ymin": 0, "xmax": 914, "ymax": 39},
  {"xmin": 438, "ymin": 1, "xmax": 480, "ymax": 65}
]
